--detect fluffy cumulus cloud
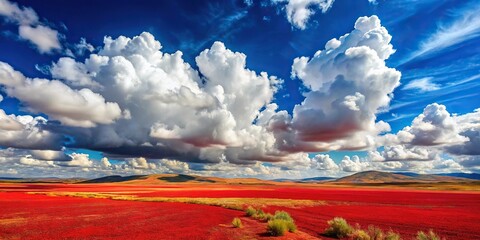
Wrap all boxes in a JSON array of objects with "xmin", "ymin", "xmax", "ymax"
[
  {"xmin": 370, "ymin": 103, "xmax": 479, "ymax": 171},
  {"xmin": 0, "ymin": 0, "xmax": 62, "ymax": 53},
  {"xmin": 0, "ymin": 109, "xmax": 64, "ymax": 149},
  {"xmin": 368, "ymin": 145, "xmax": 438, "ymax": 162},
  {"xmin": 312, "ymin": 154, "xmax": 339, "ymax": 171},
  {"xmin": 126, "ymin": 157, "xmax": 156, "ymax": 170},
  {"xmin": 50, "ymin": 57, "xmax": 102, "ymax": 88},
  {"xmin": 447, "ymin": 108, "xmax": 480, "ymax": 156},
  {"xmin": 37, "ymin": 32, "xmax": 285, "ymax": 164},
  {"xmin": 273, "ymin": 15, "xmax": 400, "ymax": 152},
  {"xmin": 395, "ymin": 103, "xmax": 467, "ymax": 146},
  {"xmin": 271, "ymin": 0, "xmax": 335, "ymax": 29},
  {"xmin": 0, "ymin": 62, "xmax": 122, "ymax": 127},
  {"xmin": 339, "ymin": 156, "xmax": 371, "ymax": 172}
]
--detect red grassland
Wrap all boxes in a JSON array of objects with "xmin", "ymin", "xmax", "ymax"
[{"xmin": 0, "ymin": 182, "xmax": 479, "ymax": 239}]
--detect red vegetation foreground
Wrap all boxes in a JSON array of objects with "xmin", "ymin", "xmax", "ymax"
[
  {"xmin": 0, "ymin": 192, "xmax": 242, "ymax": 240},
  {"xmin": 0, "ymin": 191, "xmax": 311, "ymax": 240},
  {"xmin": 1, "ymin": 183, "xmax": 479, "ymax": 239}
]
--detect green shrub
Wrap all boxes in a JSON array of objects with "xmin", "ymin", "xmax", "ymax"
[
  {"xmin": 385, "ymin": 230, "xmax": 402, "ymax": 240},
  {"xmin": 324, "ymin": 217, "xmax": 353, "ymax": 238},
  {"xmin": 265, "ymin": 210, "xmax": 297, "ymax": 236},
  {"xmin": 416, "ymin": 230, "xmax": 442, "ymax": 240},
  {"xmin": 267, "ymin": 219, "xmax": 289, "ymax": 236},
  {"xmin": 351, "ymin": 229, "xmax": 371, "ymax": 240},
  {"xmin": 245, "ymin": 206, "xmax": 256, "ymax": 217},
  {"xmin": 274, "ymin": 211, "xmax": 296, "ymax": 232},
  {"xmin": 232, "ymin": 217, "xmax": 243, "ymax": 228},
  {"xmin": 273, "ymin": 211, "xmax": 294, "ymax": 222}
]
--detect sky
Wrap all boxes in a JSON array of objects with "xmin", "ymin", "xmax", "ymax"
[{"xmin": 0, "ymin": 0, "xmax": 479, "ymax": 179}]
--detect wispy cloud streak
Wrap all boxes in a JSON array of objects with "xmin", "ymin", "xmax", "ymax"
[{"xmin": 402, "ymin": 2, "xmax": 480, "ymax": 63}]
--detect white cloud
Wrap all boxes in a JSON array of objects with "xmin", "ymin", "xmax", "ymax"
[
  {"xmin": 73, "ymin": 37, "xmax": 95, "ymax": 56},
  {"xmin": 276, "ymin": 15, "xmax": 400, "ymax": 152},
  {"xmin": 373, "ymin": 104, "xmax": 478, "ymax": 170},
  {"xmin": 396, "ymin": 103, "xmax": 467, "ymax": 146},
  {"xmin": 50, "ymin": 57, "xmax": 102, "ymax": 88},
  {"xmin": 369, "ymin": 145, "xmax": 438, "ymax": 161},
  {"xmin": 160, "ymin": 159, "xmax": 190, "ymax": 173},
  {"xmin": 126, "ymin": 157, "xmax": 156, "ymax": 170},
  {"xmin": 0, "ymin": 109, "xmax": 63, "ymax": 149},
  {"xmin": 18, "ymin": 25, "xmax": 61, "ymax": 53},
  {"xmin": 41, "ymin": 32, "xmax": 283, "ymax": 164},
  {"xmin": 0, "ymin": 0, "xmax": 38, "ymax": 25},
  {"xmin": 0, "ymin": 0, "xmax": 62, "ymax": 54},
  {"xmin": 30, "ymin": 149, "xmax": 71, "ymax": 161},
  {"xmin": 63, "ymin": 153, "xmax": 93, "ymax": 167},
  {"xmin": 312, "ymin": 154, "xmax": 339, "ymax": 170},
  {"xmin": 339, "ymin": 155, "xmax": 371, "ymax": 172},
  {"xmin": 100, "ymin": 157, "xmax": 112, "ymax": 169},
  {"xmin": 446, "ymin": 108, "xmax": 480, "ymax": 156},
  {"xmin": 403, "ymin": 77, "xmax": 440, "ymax": 92},
  {"xmin": 0, "ymin": 62, "xmax": 122, "ymax": 127},
  {"xmin": 19, "ymin": 156, "xmax": 55, "ymax": 167},
  {"xmin": 272, "ymin": 0, "xmax": 335, "ymax": 29}
]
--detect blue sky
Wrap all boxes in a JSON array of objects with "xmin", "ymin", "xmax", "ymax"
[{"xmin": 0, "ymin": 0, "xmax": 478, "ymax": 178}]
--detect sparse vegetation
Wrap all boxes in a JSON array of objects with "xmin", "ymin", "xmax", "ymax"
[
  {"xmin": 253, "ymin": 209, "xmax": 266, "ymax": 220},
  {"xmin": 367, "ymin": 225, "xmax": 384, "ymax": 240},
  {"xmin": 324, "ymin": 217, "xmax": 405, "ymax": 240},
  {"xmin": 232, "ymin": 217, "xmax": 243, "ymax": 228},
  {"xmin": 245, "ymin": 206, "xmax": 257, "ymax": 217},
  {"xmin": 244, "ymin": 206, "xmax": 277, "ymax": 222},
  {"xmin": 244, "ymin": 206, "xmax": 297, "ymax": 237},
  {"xmin": 324, "ymin": 217, "xmax": 354, "ymax": 238},
  {"xmin": 265, "ymin": 210, "xmax": 297, "ymax": 236},
  {"xmin": 416, "ymin": 230, "xmax": 442, "ymax": 240},
  {"xmin": 267, "ymin": 219, "xmax": 289, "ymax": 236},
  {"xmin": 272, "ymin": 211, "xmax": 293, "ymax": 222},
  {"xmin": 28, "ymin": 192, "xmax": 324, "ymax": 210},
  {"xmin": 350, "ymin": 229, "xmax": 371, "ymax": 240}
]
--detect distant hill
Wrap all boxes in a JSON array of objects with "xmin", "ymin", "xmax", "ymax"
[
  {"xmin": 436, "ymin": 173, "xmax": 480, "ymax": 180},
  {"xmin": 335, "ymin": 171, "xmax": 468, "ymax": 184},
  {"xmin": 273, "ymin": 176, "xmax": 335, "ymax": 182},
  {"xmin": 300, "ymin": 176, "xmax": 336, "ymax": 182},
  {"xmin": 80, "ymin": 175, "xmax": 148, "ymax": 183},
  {"xmin": 394, "ymin": 172, "xmax": 480, "ymax": 180},
  {"xmin": 0, "ymin": 177, "xmax": 85, "ymax": 183},
  {"xmin": 80, "ymin": 174, "xmax": 279, "ymax": 185},
  {"xmin": 336, "ymin": 171, "xmax": 412, "ymax": 183}
]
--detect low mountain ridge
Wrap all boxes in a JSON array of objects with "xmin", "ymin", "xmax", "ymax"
[
  {"xmin": 335, "ymin": 171, "xmax": 468, "ymax": 183},
  {"xmin": 79, "ymin": 173, "xmax": 278, "ymax": 185}
]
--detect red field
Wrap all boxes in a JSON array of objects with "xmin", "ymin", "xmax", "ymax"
[{"xmin": 0, "ymin": 183, "xmax": 479, "ymax": 239}]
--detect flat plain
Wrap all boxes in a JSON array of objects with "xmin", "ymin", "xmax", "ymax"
[{"xmin": 1, "ymin": 174, "xmax": 479, "ymax": 239}]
